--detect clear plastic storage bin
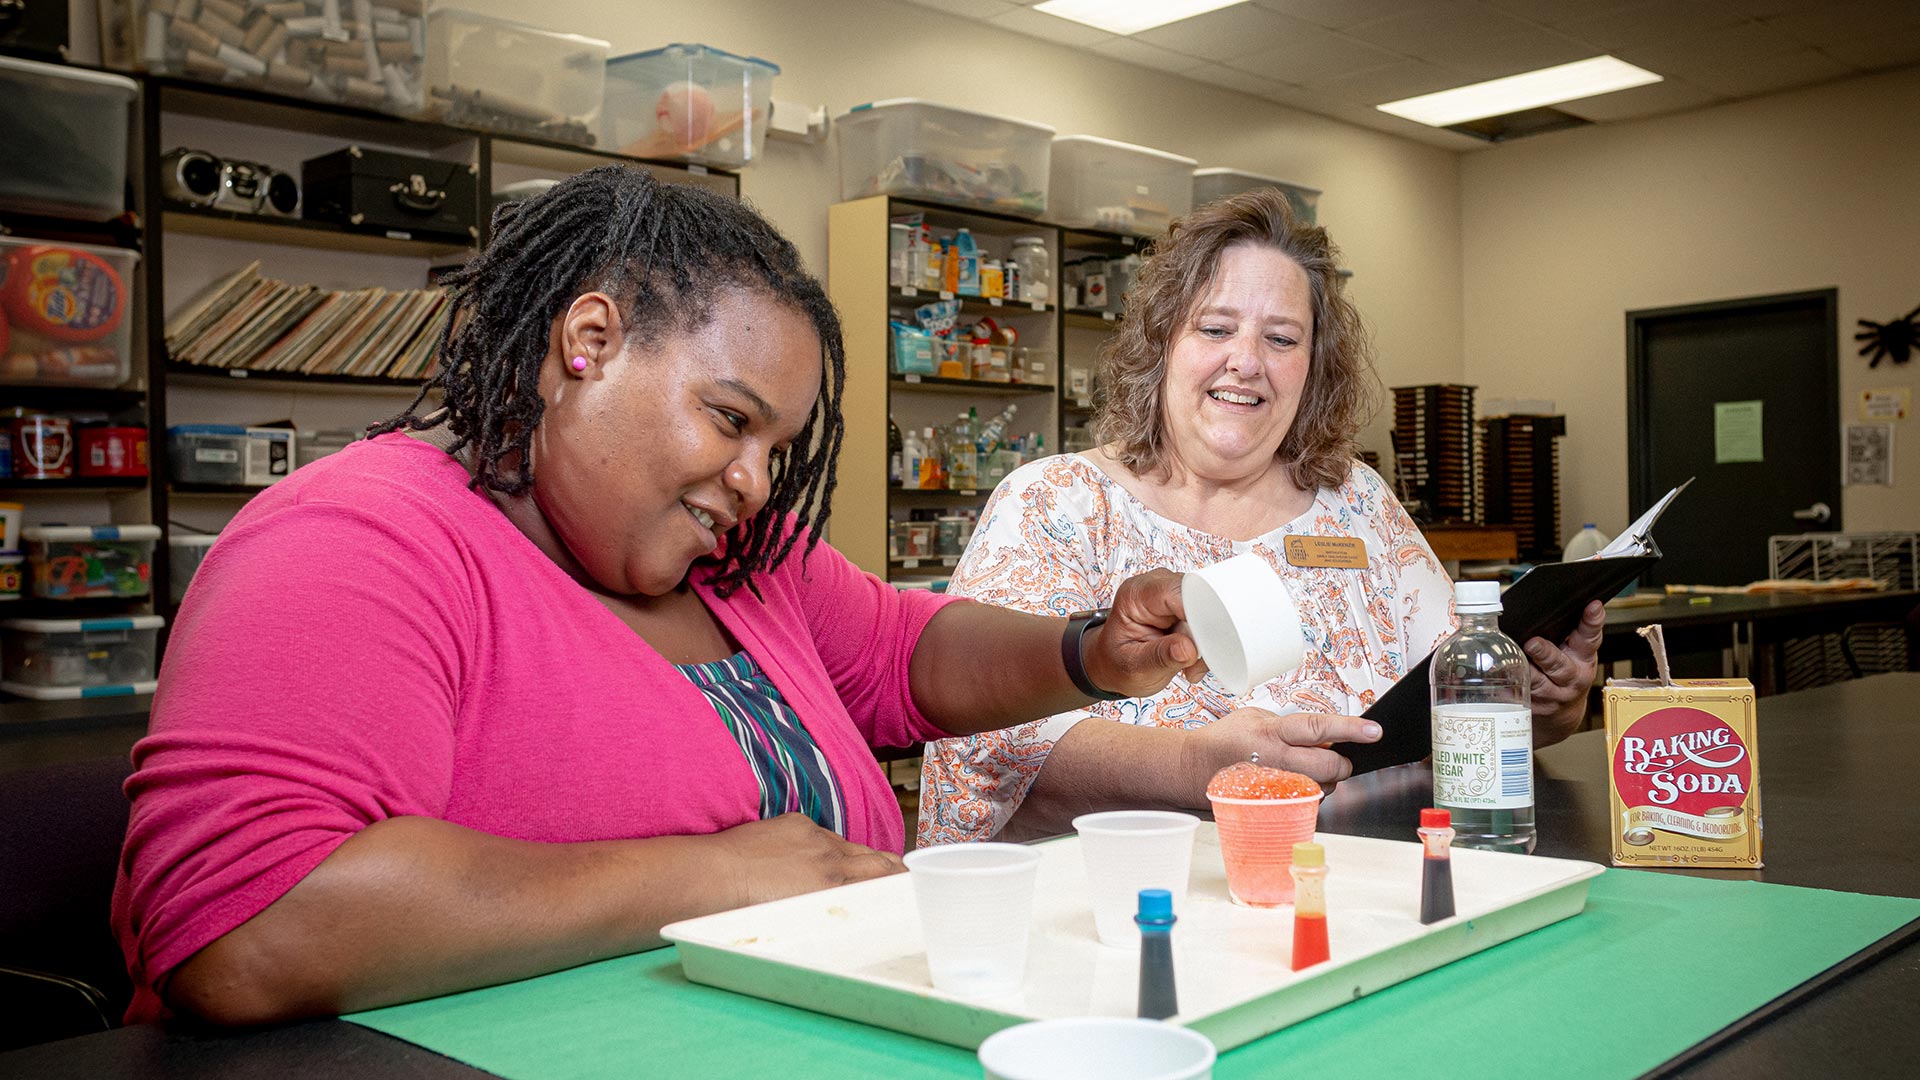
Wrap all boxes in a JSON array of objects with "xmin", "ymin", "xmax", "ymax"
[
  {"xmin": 167, "ymin": 425, "xmax": 295, "ymax": 487},
  {"xmin": 1191, "ymin": 168, "xmax": 1321, "ymax": 225},
  {"xmin": 836, "ymin": 100, "xmax": 1053, "ymax": 216},
  {"xmin": 296, "ymin": 428, "xmax": 359, "ymax": 469},
  {"xmin": 0, "ymin": 55, "xmax": 138, "ymax": 220},
  {"xmin": 168, "ymin": 532, "xmax": 220, "ymax": 604},
  {"xmin": 1049, "ymin": 136, "xmax": 1196, "ymax": 236},
  {"xmin": 22, "ymin": 524, "xmax": 160, "ymax": 600},
  {"xmin": 425, "ymin": 8, "xmax": 609, "ymax": 146},
  {"xmin": 96, "ymin": 0, "xmax": 425, "ymax": 117},
  {"xmin": 604, "ymin": 44, "xmax": 779, "ymax": 169},
  {"xmin": 1, "ymin": 615, "xmax": 164, "ymax": 698},
  {"xmin": 0, "ymin": 237, "xmax": 139, "ymax": 388}
]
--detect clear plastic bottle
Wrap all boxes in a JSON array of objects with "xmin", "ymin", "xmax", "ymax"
[
  {"xmin": 888, "ymin": 416, "xmax": 904, "ymax": 486},
  {"xmin": 914, "ymin": 427, "xmax": 940, "ymax": 489},
  {"xmin": 977, "ymin": 403, "xmax": 1018, "ymax": 454},
  {"xmin": 1562, "ymin": 523, "xmax": 1611, "ymax": 562},
  {"xmin": 1429, "ymin": 580, "xmax": 1534, "ymax": 853},
  {"xmin": 948, "ymin": 411, "xmax": 979, "ymax": 489}
]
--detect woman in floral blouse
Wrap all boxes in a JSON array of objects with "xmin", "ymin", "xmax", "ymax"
[{"xmin": 920, "ymin": 190, "xmax": 1604, "ymax": 845}]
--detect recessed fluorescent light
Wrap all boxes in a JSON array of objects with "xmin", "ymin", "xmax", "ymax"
[
  {"xmin": 1377, "ymin": 56, "xmax": 1662, "ymax": 127},
  {"xmin": 1034, "ymin": 0, "xmax": 1247, "ymax": 36}
]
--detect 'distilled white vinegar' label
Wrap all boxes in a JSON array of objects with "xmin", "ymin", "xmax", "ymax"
[{"xmin": 1432, "ymin": 703, "xmax": 1533, "ymax": 809}]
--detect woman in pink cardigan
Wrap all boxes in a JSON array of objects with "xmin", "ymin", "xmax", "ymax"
[{"xmin": 116, "ymin": 168, "xmax": 1319, "ymax": 1027}]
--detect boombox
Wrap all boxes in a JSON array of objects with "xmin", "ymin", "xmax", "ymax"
[{"xmin": 161, "ymin": 148, "xmax": 300, "ymax": 218}]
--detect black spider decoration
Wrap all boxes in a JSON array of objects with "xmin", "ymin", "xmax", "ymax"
[{"xmin": 1856, "ymin": 305, "xmax": 1918, "ymax": 367}]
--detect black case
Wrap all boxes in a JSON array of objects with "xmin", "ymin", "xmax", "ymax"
[
  {"xmin": 301, "ymin": 146, "xmax": 478, "ymax": 243},
  {"xmin": 0, "ymin": 0, "xmax": 68, "ymax": 60}
]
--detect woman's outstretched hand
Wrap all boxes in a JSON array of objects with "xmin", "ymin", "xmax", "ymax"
[{"xmin": 1081, "ymin": 569, "xmax": 1205, "ymax": 698}]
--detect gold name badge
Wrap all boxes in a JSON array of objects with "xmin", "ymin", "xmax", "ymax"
[{"xmin": 1284, "ymin": 535, "xmax": 1368, "ymax": 569}]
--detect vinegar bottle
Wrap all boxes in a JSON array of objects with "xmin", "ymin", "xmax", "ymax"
[{"xmin": 1429, "ymin": 580, "xmax": 1535, "ymax": 853}]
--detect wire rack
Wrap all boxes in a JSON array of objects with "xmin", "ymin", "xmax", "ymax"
[{"xmin": 1768, "ymin": 532, "xmax": 1917, "ymax": 690}]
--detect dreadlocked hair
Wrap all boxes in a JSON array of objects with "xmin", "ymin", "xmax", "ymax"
[{"xmin": 370, "ymin": 165, "xmax": 847, "ymax": 597}]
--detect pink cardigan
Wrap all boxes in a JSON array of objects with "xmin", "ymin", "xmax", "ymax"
[{"xmin": 112, "ymin": 434, "xmax": 957, "ymax": 1021}]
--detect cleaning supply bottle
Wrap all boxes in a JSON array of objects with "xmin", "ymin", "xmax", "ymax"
[
  {"xmin": 976, "ymin": 403, "xmax": 1019, "ymax": 454},
  {"xmin": 953, "ymin": 228, "xmax": 980, "ymax": 297},
  {"xmin": 1563, "ymin": 523, "xmax": 1611, "ymax": 562},
  {"xmin": 948, "ymin": 411, "xmax": 979, "ymax": 489}
]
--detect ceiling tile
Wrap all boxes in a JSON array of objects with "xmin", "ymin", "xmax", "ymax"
[
  {"xmin": 1228, "ymin": 25, "xmax": 1402, "ymax": 83},
  {"xmin": 1719, "ymin": 0, "xmax": 1827, "ymax": 16},
  {"xmin": 1761, "ymin": 0, "xmax": 1920, "ymax": 47},
  {"xmin": 1188, "ymin": 65, "xmax": 1296, "ymax": 101},
  {"xmin": 1555, "ymin": 0, "xmax": 1750, "ymax": 52},
  {"xmin": 1427, "ymin": 27, "xmax": 1596, "ymax": 81},
  {"xmin": 1613, "ymin": 18, "xmax": 1805, "ymax": 75},
  {"xmin": 1682, "ymin": 44, "xmax": 1853, "ymax": 95},
  {"xmin": 1341, "ymin": 4, "xmax": 1547, "ymax": 55},
  {"xmin": 1553, "ymin": 75, "xmax": 1723, "ymax": 120},
  {"xmin": 1480, "ymin": 0, "xmax": 1651, "ymax": 25},
  {"xmin": 986, "ymin": 5, "xmax": 1120, "ymax": 48},
  {"xmin": 1135, "ymin": 5, "xmax": 1313, "ymax": 60},
  {"xmin": 892, "ymin": 0, "xmax": 1022, "ymax": 19},
  {"xmin": 1301, "ymin": 58, "xmax": 1468, "ymax": 104},
  {"xmin": 1819, "ymin": 33, "xmax": 1920, "ymax": 71},
  {"xmin": 1250, "ymin": 0, "xmax": 1437, "ymax": 31},
  {"xmin": 1087, "ymin": 37, "xmax": 1210, "ymax": 76}
]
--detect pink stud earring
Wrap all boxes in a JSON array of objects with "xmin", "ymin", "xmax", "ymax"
[{"xmin": 569, "ymin": 356, "xmax": 589, "ymax": 372}]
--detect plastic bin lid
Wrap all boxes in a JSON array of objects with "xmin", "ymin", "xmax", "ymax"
[
  {"xmin": 838, "ymin": 98, "xmax": 1057, "ymax": 136},
  {"xmin": 424, "ymin": 7, "xmax": 611, "ymax": 50},
  {"xmin": 1192, "ymin": 166, "xmax": 1320, "ymax": 194},
  {"xmin": 0, "ymin": 54, "xmax": 139, "ymax": 96},
  {"xmin": 168, "ymin": 424, "xmax": 248, "ymax": 435},
  {"xmin": 611, "ymin": 43, "xmax": 780, "ymax": 74},
  {"xmin": 22, "ymin": 524, "xmax": 163, "ymax": 542},
  {"xmin": 168, "ymin": 532, "xmax": 221, "ymax": 549},
  {"xmin": 0, "ymin": 234, "xmax": 142, "ymax": 264},
  {"xmin": 1, "ymin": 614, "xmax": 166, "ymax": 632},
  {"xmin": 1052, "ymin": 135, "xmax": 1198, "ymax": 167}
]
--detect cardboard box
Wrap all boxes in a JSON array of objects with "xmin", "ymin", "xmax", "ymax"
[{"xmin": 1604, "ymin": 678, "xmax": 1761, "ymax": 867}]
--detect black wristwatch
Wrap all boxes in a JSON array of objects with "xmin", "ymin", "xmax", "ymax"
[{"xmin": 1061, "ymin": 608, "xmax": 1127, "ymax": 701}]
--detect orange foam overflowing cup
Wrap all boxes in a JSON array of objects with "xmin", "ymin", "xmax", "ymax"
[{"xmin": 1207, "ymin": 762, "xmax": 1323, "ymax": 907}]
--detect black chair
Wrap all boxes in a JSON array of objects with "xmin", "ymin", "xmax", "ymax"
[{"xmin": 0, "ymin": 757, "xmax": 135, "ymax": 1052}]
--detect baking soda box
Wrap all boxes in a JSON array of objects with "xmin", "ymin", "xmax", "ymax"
[{"xmin": 1603, "ymin": 677, "xmax": 1762, "ymax": 867}]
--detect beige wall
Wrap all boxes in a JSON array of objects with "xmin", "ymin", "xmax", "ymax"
[
  {"xmin": 1462, "ymin": 66, "xmax": 1920, "ymax": 540},
  {"xmin": 441, "ymin": 0, "xmax": 1464, "ymax": 456}
]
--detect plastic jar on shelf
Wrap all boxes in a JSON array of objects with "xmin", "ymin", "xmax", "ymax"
[{"xmin": 1008, "ymin": 236, "xmax": 1052, "ymax": 305}]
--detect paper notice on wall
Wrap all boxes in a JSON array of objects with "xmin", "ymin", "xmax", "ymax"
[
  {"xmin": 1859, "ymin": 387, "xmax": 1911, "ymax": 421},
  {"xmin": 1713, "ymin": 400, "xmax": 1764, "ymax": 463},
  {"xmin": 1845, "ymin": 424, "xmax": 1894, "ymax": 486}
]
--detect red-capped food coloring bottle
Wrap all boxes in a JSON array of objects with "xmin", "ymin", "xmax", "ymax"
[{"xmin": 1418, "ymin": 808, "xmax": 1457, "ymax": 924}]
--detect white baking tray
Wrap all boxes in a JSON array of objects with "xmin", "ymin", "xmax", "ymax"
[{"xmin": 662, "ymin": 826, "xmax": 1603, "ymax": 1051}]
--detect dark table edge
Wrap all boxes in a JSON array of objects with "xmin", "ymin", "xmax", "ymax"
[{"xmin": 1643, "ymin": 915, "xmax": 1920, "ymax": 1078}]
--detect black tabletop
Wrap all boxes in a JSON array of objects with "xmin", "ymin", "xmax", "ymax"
[{"xmin": 7, "ymin": 674, "xmax": 1920, "ymax": 1079}]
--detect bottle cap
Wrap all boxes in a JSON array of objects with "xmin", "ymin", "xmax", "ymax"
[
  {"xmin": 1291, "ymin": 842, "xmax": 1324, "ymax": 868},
  {"xmin": 1454, "ymin": 580, "xmax": 1502, "ymax": 614},
  {"xmin": 1135, "ymin": 888, "xmax": 1174, "ymax": 922},
  {"xmin": 1421, "ymin": 808, "xmax": 1451, "ymax": 830}
]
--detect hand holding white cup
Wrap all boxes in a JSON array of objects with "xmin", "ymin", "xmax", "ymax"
[{"xmin": 1181, "ymin": 552, "xmax": 1308, "ymax": 696}]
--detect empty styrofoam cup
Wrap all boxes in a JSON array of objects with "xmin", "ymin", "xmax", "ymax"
[
  {"xmin": 1073, "ymin": 811, "xmax": 1201, "ymax": 947},
  {"xmin": 905, "ymin": 843, "xmax": 1043, "ymax": 998},
  {"xmin": 980, "ymin": 1018, "xmax": 1217, "ymax": 1080},
  {"xmin": 1182, "ymin": 552, "xmax": 1307, "ymax": 696}
]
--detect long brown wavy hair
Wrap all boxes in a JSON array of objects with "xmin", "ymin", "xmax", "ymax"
[{"xmin": 1092, "ymin": 188, "xmax": 1378, "ymax": 492}]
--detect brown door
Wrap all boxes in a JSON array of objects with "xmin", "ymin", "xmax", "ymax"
[{"xmin": 1627, "ymin": 290, "xmax": 1840, "ymax": 587}]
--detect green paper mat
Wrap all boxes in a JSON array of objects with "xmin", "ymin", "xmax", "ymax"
[{"xmin": 348, "ymin": 870, "xmax": 1919, "ymax": 1080}]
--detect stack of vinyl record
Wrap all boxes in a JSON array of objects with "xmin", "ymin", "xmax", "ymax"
[
  {"xmin": 1391, "ymin": 384, "xmax": 1477, "ymax": 524},
  {"xmin": 1479, "ymin": 413, "xmax": 1567, "ymax": 561}
]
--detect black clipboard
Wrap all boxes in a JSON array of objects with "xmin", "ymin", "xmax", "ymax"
[{"xmin": 1332, "ymin": 547, "xmax": 1659, "ymax": 775}]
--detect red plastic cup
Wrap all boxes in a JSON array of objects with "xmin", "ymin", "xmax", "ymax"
[{"xmin": 1209, "ymin": 792, "xmax": 1323, "ymax": 906}]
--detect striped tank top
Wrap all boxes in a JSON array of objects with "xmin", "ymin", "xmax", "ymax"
[{"xmin": 676, "ymin": 651, "xmax": 848, "ymax": 837}]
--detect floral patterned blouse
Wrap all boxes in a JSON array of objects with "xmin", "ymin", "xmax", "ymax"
[{"xmin": 917, "ymin": 454, "xmax": 1456, "ymax": 846}]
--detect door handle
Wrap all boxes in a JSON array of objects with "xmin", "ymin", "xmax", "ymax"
[{"xmin": 1791, "ymin": 501, "xmax": 1832, "ymax": 523}]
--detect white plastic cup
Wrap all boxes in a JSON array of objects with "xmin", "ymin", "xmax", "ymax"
[
  {"xmin": 1182, "ymin": 552, "xmax": 1307, "ymax": 696},
  {"xmin": 905, "ymin": 843, "xmax": 1042, "ymax": 998},
  {"xmin": 1073, "ymin": 811, "xmax": 1200, "ymax": 947},
  {"xmin": 980, "ymin": 1018, "xmax": 1216, "ymax": 1080}
]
